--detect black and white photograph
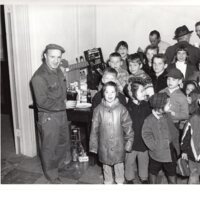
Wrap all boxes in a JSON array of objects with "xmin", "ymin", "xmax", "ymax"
[{"xmin": 1, "ymin": 0, "xmax": 200, "ymax": 198}]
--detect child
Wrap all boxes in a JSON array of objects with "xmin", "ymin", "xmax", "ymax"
[
  {"xmin": 142, "ymin": 93, "xmax": 180, "ymax": 184},
  {"xmin": 109, "ymin": 52, "xmax": 129, "ymax": 93},
  {"xmin": 169, "ymin": 45, "xmax": 197, "ymax": 81},
  {"xmin": 183, "ymin": 80, "xmax": 198, "ymax": 104},
  {"xmin": 125, "ymin": 78, "xmax": 152, "ymax": 184},
  {"xmin": 160, "ymin": 68, "xmax": 189, "ymax": 127},
  {"xmin": 142, "ymin": 45, "xmax": 159, "ymax": 78},
  {"xmin": 115, "ymin": 41, "xmax": 129, "ymax": 72},
  {"xmin": 126, "ymin": 53, "xmax": 154, "ymax": 99},
  {"xmin": 127, "ymin": 53, "xmax": 152, "ymax": 83},
  {"xmin": 181, "ymin": 91, "xmax": 200, "ymax": 184},
  {"xmin": 151, "ymin": 54, "xmax": 168, "ymax": 93},
  {"xmin": 92, "ymin": 67, "xmax": 127, "ymax": 109},
  {"xmin": 89, "ymin": 81, "xmax": 134, "ymax": 184}
]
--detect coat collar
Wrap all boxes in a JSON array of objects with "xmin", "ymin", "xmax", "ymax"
[{"xmin": 101, "ymin": 98, "xmax": 120, "ymax": 109}]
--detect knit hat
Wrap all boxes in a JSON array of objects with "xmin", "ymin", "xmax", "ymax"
[
  {"xmin": 44, "ymin": 43, "xmax": 65, "ymax": 53},
  {"xmin": 166, "ymin": 68, "xmax": 183, "ymax": 79},
  {"xmin": 149, "ymin": 92, "xmax": 169, "ymax": 109}
]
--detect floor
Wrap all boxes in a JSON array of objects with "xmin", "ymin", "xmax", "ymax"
[{"xmin": 1, "ymin": 114, "xmax": 188, "ymax": 184}]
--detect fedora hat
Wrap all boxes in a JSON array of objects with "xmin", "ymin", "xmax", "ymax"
[{"xmin": 173, "ymin": 25, "xmax": 193, "ymax": 40}]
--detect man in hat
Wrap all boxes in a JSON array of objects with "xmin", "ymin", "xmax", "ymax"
[
  {"xmin": 165, "ymin": 25, "xmax": 200, "ymax": 66},
  {"xmin": 31, "ymin": 44, "xmax": 72, "ymax": 183}
]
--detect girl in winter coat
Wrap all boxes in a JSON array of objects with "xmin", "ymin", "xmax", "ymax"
[{"xmin": 89, "ymin": 81, "xmax": 134, "ymax": 184}]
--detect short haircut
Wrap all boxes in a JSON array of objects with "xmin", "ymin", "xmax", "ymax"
[
  {"xmin": 145, "ymin": 44, "xmax": 159, "ymax": 55},
  {"xmin": 195, "ymin": 21, "xmax": 200, "ymax": 27},
  {"xmin": 102, "ymin": 81, "xmax": 118, "ymax": 97},
  {"xmin": 149, "ymin": 30, "xmax": 161, "ymax": 39},
  {"xmin": 103, "ymin": 67, "xmax": 118, "ymax": 77},
  {"xmin": 152, "ymin": 53, "xmax": 167, "ymax": 64},
  {"xmin": 115, "ymin": 41, "xmax": 128, "ymax": 52},
  {"xmin": 128, "ymin": 53, "xmax": 142, "ymax": 65},
  {"xmin": 109, "ymin": 52, "xmax": 122, "ymax": 60}
]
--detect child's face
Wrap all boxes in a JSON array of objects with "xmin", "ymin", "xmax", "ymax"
[
  {"xmin": 117, "ymin": 46, "xmax": 128, "ymax": 59},
  {"xmin": 177, "ymin": 50, "xmax": 187, "ymax": 62},
  {"xmin": 146, "ymin": 49, "xmax": 157, "ymax": 63},
  {"xmin": 153, "ymin": 57, "xmax": 167, "ymax": 75},
  {"xmin": 185, "ymin": 83, "xmax": 195, "ymax": 96},
  {"xmin": 109, "ymin": 56, "xmax": 122, "ymax": 71},
  {"xmin": 129, "ymin": 61, "xmax": 142, "ymax": 75},
  {"xmin": 136, "ymin": 84, "xmax": 146, "ymax": 101},
  {"xmin": 102, "ymin": 72, "xmax": 117, "ymax": 84},
  {"xmin": 104, "ymin": 85, "xmax": 117, "ymax": 103},
  {"xmin": 167, "ymin": 77, "xmax": 181, "ymax": 89}
]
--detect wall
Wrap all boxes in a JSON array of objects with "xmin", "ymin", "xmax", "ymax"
[
  {"xmin": 29, "ymin": 5, "xmax": 96, "ymax": 74},
  {"xmin": 95, "ymin": 5, "xmax": 200, "ymax": 60}
]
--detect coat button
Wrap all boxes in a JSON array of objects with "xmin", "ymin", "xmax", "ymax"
[{"xmin": 111, "ymin": 147, "xmax": 114, "ymax": 151}]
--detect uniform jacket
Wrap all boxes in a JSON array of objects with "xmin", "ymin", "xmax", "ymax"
[
  {"xmin": 165, "ymin": 41, "xmax": 200, "ymax": 66},
  {"xmin": 142, "ymin": 112, "xmax": 180, "ymax": 162},
  {"xmin": 31, "ymin": 63, "xmax": 66, "ymax": 113},
  {"xmin": 89, "ymin": 98, "xmax": 134, "ymax": 165},
  {"xmin": 181, "ymin": 110, "xmax": 200, "ymax": 162}
]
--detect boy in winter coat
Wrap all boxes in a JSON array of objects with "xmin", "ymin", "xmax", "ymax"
[
  {"xmin": 89, "ymin": 81, "xmax": 134, "ymax": 184},
  {"xmin": 181, "ymin": 91, "xmax": 200, "ymax": 184},
  {"xmin": 142, "ymin": 93, "xmax": 180, "ymax": 184}
]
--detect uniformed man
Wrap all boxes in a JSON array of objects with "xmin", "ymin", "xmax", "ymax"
[{"xmin": 31, "ymin": 44, "xmax": 71, "ymax": 183}]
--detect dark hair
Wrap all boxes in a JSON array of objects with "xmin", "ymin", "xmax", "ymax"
[
  {"xmin": 128, "ymin": 53, "xmax": 142, "ymax": 65},
  {"xmin": 103, "ymin": 67, "xmax": 118, "ymax": 76},
  {"xmin": 109, "ymin": 52, "xmax": 122, "ymax": 60},
  {"xmin": 149, "ymin": 30, "xmax": 161, "ymax": 39},
  {"xmin": 115, "ymin": 41, "xmax": 128, "ymax": 52},
  {"xmin": 102, "ymin": 81, "xmax": 118, "ymax": 97},
  {"xmin": 173, "ymin": 44, "xmax": 189, "ymax": 63},
  {"xmin": 152, "ymin": 53, "xmax": 167, "ymax": 64},
  {"xmin": 195, "ymin": 21, "xmax": 200, "ymax": 27},
  {"xmin": 183, "ymin": 80, "xmax": 198, "ymax": 95},
  {"xmin": 127, "ymin": 81, "xmax": 143, "ymax": 100},
  {"xmin": 145, "ymin": 44, "xmax": 159, "ymax": 55}
]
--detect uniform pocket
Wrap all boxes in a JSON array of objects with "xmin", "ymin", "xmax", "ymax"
[{"xmin": 41, "ymin": 113, "xmax": 52, "ymax": 124}]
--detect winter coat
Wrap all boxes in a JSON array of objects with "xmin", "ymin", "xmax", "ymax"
[
  {"xmin": 181, "ymin": 110, "xmax": 200, "ymax": 162},
  {"xmin": 142, "ymin": 112, "xmax": 180, "ymax": 162},
  {"xmin": 89, "ymin": 98, "xmax": 134, "ymax": 165}
]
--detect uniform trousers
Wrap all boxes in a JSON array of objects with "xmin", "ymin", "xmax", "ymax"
[{"xmin": 37, "ymin": 111, "xmax": 71, "ymax": 181}]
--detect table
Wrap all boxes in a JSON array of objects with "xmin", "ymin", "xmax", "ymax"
[{"xmin": 67, "ymin": 108, "xmax": 97, "ymax": 165}]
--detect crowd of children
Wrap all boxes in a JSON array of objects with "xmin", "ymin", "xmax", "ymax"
[{"xmin": 89, "ymin": 24, "xmax": 200, "ymax": 184}]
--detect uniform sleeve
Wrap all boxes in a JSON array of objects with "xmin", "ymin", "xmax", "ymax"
[
  {"xmin": 121, "ymin": 107, "xmax": 134, "ymax": 151},
  {"xmin": 31, "ymin": 76, "xmax": 63, "ymax": 111},
  {"xmin": 142, "ymin": 118, "xmax": 156, "ymax": 151},
  {"xmin": 89, "ymin": 107, "xmax": 100, "ymax": 154}
]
